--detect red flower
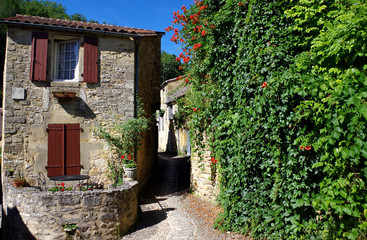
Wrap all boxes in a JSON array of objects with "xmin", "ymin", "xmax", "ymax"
[
  {"xmin": 170, "ymin": 35, "xmax": 178, "ymax": 42},
  {"xmin": 261, "ymin": 82, "xmax": 267, "ymax": 88},
  {"xmin": 121, "ymin": 155, "xmax": 125, "ymax": 159},
  {"xmin": 210, "ymin": 157, "xmax": 218, "ymax": 164},
  {"xmin": 300, "ymin": 146, "xmax": 304, "ymax": 150},
  {"xmin": 175, "ymin": 57, "xmax": 181, "ymax": 62},
  {"xmin": 61, "ymin": 182, "xmax": 65, "ymax": 187},
  {"xmin": 204, "ymin": 75, "xmax": 210, "ymax": 78},
  {"xmin": 185, "ymin": 78, "xmax": 189, "ymax": 84},
  {"xmin": 201, "ymin": 30, "xmax": 206, "ymax": 36},
  {"xmin": 183, "ymin": 56, "xmax": 190, "ymax": 63},
  {"xmin": 61, "ymin": 188, "xmax": 64, "ymax": 192},
  {"xmin": 193, "ymin": 108, "xmax": 198, "ymax": 112},
  {"xmin": 176, "ymin": 75, "xmax": 183, "ymax": 80},
  {"xmin": 165, "ymin": 26, "xmax": 173, "ymax": 32},
  {"xmin": 305, "ymin": 146, "xmax": 312, "ymax": 150},
  {"xmin": 193, "ymin": 43, "xmax": 202, "ymax": 50}
]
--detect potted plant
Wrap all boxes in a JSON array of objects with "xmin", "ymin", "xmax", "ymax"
[
  {"xmin": 121, "ymin": 154, "xmax": 137, "ymax": 182},
  {"xmin": 96, "ymin": 98, "xmax": 150, "ymax": 187},
  {"xmin": 63, "ymin": 223, "xmax": 78, "ymax": 239},
  {"xmin": 12, "ymin": 170, "xmax": 27, "ymax": 187},
  {"xmin": 5, "ymin": 168, "xmax": 14, "ymax": 177}
]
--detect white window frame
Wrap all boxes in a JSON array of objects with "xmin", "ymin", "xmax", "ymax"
[{"xmin": 52, "ymin": 39, "xmax": 80, "ymax": 82}]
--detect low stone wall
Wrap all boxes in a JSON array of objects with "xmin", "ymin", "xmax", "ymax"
[
  {"xmin": 191, "ymin": 146, "xmax": 220, "ymax": 202},
  {"xmin": 2, "ymin": 181, "xmax": 138, "ymax": 240}
]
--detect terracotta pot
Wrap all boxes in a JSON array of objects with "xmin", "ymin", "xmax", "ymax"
[{"xmin": 12, "ymin": 180, "xmax": 26, "ymax": 187}]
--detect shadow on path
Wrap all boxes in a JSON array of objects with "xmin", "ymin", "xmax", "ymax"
[{"xmin": 122, "ymin": 153, "xmax": 191, "ymax": 237}]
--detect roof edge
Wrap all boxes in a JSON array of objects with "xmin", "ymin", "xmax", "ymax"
[{"xmin": 0, "ymin": 15, "xmax": 165, "ymax": 37}]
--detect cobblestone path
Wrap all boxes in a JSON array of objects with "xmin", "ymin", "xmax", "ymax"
[{"xmin": 121, "ymin": 153, "xmax": 194, "ymax": 240}]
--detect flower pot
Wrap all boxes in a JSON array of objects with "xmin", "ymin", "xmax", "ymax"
[
  {"xmin": 123, "ymin": 167, "xmax": 137, "ymax": 182},
  {"xmin": 12, "ymin": 180, "xmax": 26, "ymax": 187}
]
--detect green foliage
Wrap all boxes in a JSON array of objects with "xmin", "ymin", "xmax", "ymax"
[
  {"xmin": 21, "ymin": 0, "xmax": 70, "ymax": 19},
  {"xmin": 71, "ymin": 13, "xmax": 87, "ymax": 22},
  {"xmin": 169, "ymin": 0, "xmax": 367, "ymax": 239},
  {"xmin": 95, "ymin": 100, "xmax": 150, "ymax": 185},
  {"xmin": 161, "ymin": 51, "xmax": 182, "ymax": 82}
]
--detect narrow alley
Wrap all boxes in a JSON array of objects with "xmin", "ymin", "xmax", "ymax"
[{"xmin": 120, "ymin": 153, "xmax": 248, "ymax": 240}]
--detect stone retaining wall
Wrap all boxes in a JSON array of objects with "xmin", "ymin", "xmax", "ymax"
[
  {"xmin": 191, "ymin": 142, "xmax": 220, "ymax": 202},
  {"xmin": 2, "ymin": 181, "xmax": 138, "ymax": 240}
]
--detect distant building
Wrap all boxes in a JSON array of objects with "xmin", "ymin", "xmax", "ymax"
[{"xmin": 158, "ymin": 77, "xmax": 190, "ymax": 155}]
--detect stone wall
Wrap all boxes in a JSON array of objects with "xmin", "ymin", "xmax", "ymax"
[
  {"xmin": 1, "ymin": 26, "xmax": 160, "ymax": 188},
  {"xmin": 136, "ymin": 36, "xmax": 161, "ymax": 189},
  {"xmin": 2, "ymin": 181, "xmax": 138, "ymax": 240},
  {"xmin": 190, "ymin": 140, "xmax": 219, "ymax": 201}
]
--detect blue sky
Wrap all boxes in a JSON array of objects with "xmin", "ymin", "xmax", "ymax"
[{"xmin": 56, "ymin": 0, "xmax": 193, "ymax": 56}]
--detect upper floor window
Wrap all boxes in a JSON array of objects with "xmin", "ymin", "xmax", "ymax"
[
  {"xmin": 30, "ymin": 32, "xmax": 98, "ymax": 83},
  {"xmin": 54, "ymin": 40, "xmax": 79, "ymax": 81}
]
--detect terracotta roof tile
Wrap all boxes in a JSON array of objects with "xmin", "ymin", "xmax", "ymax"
[{"xmin": 0, "ymin": 14, "xmax": 164, "ymax": 37}]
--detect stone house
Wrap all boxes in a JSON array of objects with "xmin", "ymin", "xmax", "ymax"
[
  {"xmin": 158, "ymin": 77, "xmax": 190, "ymax": 155},
  {"xmin": 0, "ymin": 14, "xmax": 163, "ymax": 188}
]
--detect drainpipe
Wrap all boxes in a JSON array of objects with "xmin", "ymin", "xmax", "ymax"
[
  {"xmin": 134, "ymin": 36, "xmax": 142, "ymax": 118},
  {"xmin": 134, "ymin": 36, "xmax": 142, "ymax": 164}
]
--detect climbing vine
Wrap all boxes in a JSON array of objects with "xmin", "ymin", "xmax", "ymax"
[{"xmin": 168, "ymin": 0, "xmax": 367, "ymax": 239}]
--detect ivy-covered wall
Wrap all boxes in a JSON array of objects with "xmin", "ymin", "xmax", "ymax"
[{"xmin": 168, "ymin": 0, "xmax": 367, "ymax": 239}]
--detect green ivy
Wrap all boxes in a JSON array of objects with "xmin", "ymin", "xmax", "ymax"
[{"xmin": 169, "ymin": 0, "xmax": 367, "ymax": 238}]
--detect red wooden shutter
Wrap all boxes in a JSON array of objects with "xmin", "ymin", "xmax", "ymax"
[
  {"xmin": 47, "ymin": 124, "xmax": 81, "ymax": 176},
  {"xmin": 47, "ymin": 124, "xmax": 64, "ymax": 177},
  {"xmin": 84, "ymin": 36, "xmax": 98, "ymax": 83},
  {"xmin": 30, "ymin": 32, "xmax": 48, "ymax": 81},
  {"xmin": 65, "ymin": 124, "xmax": 81, "ymax": 175}
]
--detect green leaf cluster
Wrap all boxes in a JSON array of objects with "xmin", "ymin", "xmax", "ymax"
[
  {"xmin": 95, "ymin": 100, "xmax": 150, "ymax": 185},
  {"xmin": 171, "ymin": 0, "xmax": 367, "ymax": 238}
]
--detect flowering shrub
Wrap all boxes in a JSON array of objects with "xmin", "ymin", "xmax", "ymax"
[
  {"xmin": 95, "ymin": 99, "xmax": 150, "ymax": 186},
  {"xmin": 121, "ymin": 155, "xmax": 137, "ymax": 168},
  {"xmin": 48, "ymin": 183, "xmax": 73, "ymax": 192},
  {"xmin": 48, "ymin": 182, "xmax": 98, "ymax": 192},
  {"xmin": 169, "ymin": 0, "xmax": 367, "ymax": 239}
]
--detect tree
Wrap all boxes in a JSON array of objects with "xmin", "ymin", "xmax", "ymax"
[
  {"xmin": 21, "ymin": 0, "xmax": 70, "ymax": 19},
  {"xmin": 161, "ymin": 51, "xmax": 182, "ymax": 82},
  {"xmin": 71, "ymin": 13, "xmax": 87, "ymax": 22}
]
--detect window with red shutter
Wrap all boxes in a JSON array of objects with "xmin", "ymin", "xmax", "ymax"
[
  {"xmin": 47, "ymin": 124, "xmax": 81, "ymax": 177},
  {"xmin": 30, "ymin": 32, "xmax": 48, "ymax": 81},
  {"xmin": 83, "ymin": 36, "xmax": 98, "ymax": 84}
]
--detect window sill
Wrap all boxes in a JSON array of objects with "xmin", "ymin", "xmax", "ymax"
[{"xmin": 50, "ymin": 81, "xmax": 80, "ymax": 88}]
